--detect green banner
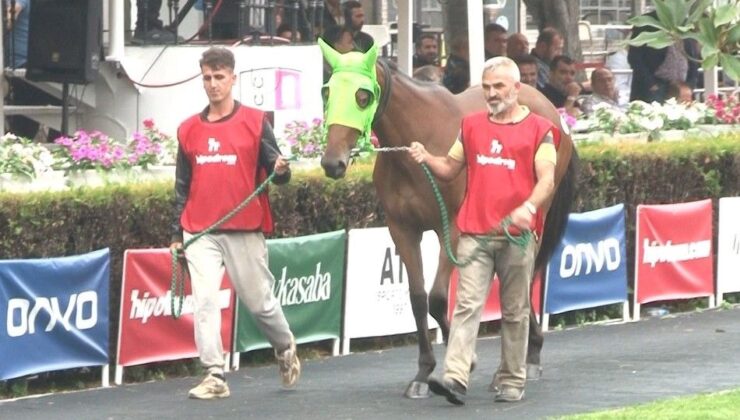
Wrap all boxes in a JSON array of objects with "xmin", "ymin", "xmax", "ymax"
[{"xmin": 234, "ymin": 230, "xmax": 346, "ymax": 352}]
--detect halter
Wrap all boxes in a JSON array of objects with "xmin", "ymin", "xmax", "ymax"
[{"xmin": 372, "ymin": 58, "xmax": 392, "ymax": 126}]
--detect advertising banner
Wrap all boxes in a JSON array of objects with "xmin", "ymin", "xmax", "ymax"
[
  {"xmin": 344, "ymin": 228, "xmax": 441, "ymax": 345},
  {"xmin": 717, "ymin": 197, "xmax": 740, "ymax": 299},
  {"xmin": 448, "ymin": 269, "xmax": 542, "ymax": 322},
  {"xmin": 235, "ymin": 231, "xmax": 346, "ymax": 352},
  {"xmin": 545, "ymin": 204, "xmax": 628, "ymax": 314},
  {"xmin": 0, "ymin": 249, "xmax": 110, "ymax": 381},
  {"xmin": 635, "ymin": 199, "xmax": 714, "ymax": 304},
  {"xmin": 117, "ymin": 249, "xmax": 234, "ymax": 367}
]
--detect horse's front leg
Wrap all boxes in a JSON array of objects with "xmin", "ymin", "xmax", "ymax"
[{"xmin": 388, "ymin": 222, "xmax": 434, "ymax": 399}]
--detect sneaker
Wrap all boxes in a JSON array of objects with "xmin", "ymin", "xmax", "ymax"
[
  {"xmin": 188, "ymin": 373, "xmax": 230, "ymax": 400},
  {"xmin": 494, "ymin": 386, "xmax": 524, "ymax": 402},
  {"xmin": 276, "ymin": 339, "xmax": 301, "ymax": 389},
  {"xmin": 428, "ymin": 376, "xmax": 467, "ymax": 406}
]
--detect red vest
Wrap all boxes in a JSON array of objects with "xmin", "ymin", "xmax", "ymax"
[
  {"xmin": 178, "ymin": 105, "xmax": 274, "ymax": 234},
  {"xmin": 457, "ymin": 110, "xmax": 556, "ymax": 236}
]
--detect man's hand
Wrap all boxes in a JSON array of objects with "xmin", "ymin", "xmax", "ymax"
[
  {"xmin": 565, "ymin": 81, "xmax": 582, "ymax": 98},
  {"xmin": 509, "ymin": 205, "xmax": 534, "ymax": 231},
  {"xmin": 408, "ymin": 141, "xmax": 428, "ymax": 164},
  {"xmin": 274, "ymin": 156, "xmax": 290, "ymax": 175},
  {"xmin": 169, "ymin": 241, "xmax": 184, "ymax": 257}
]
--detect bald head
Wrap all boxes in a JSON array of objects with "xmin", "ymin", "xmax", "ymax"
[
  {"xmin": 507, "ymin": 33, "xmax": 529, "ymax": 59},
  {"xmin": 591, "ymin": 68, "xmax": 616, "ymax": 99}
]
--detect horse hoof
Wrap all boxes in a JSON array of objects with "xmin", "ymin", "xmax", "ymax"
[
  {"xmin": 527, "ymin": 364, "xmax": 543, "ymax": 381},
  {"xmin": 470, "ymin": 353, "xmax": 478, "ymax": 373},
  {"xmin": 404, "ymin": 381, "xmax": 431, "ymax": 399}
]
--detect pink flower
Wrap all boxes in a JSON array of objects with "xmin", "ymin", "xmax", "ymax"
[{"xmin": 143, "ymin": 119, "xmax": 155, "ymax": 129}]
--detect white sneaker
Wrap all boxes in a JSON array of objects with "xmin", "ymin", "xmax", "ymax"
[
  {"xmin": 188, "ymin": 373, "xmax": 230, "ymax": 400},
  {"xmin": 276, "ymin": 339, "xmax": 301, "ymax": 389}
]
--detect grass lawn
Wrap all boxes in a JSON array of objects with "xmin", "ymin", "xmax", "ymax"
[{"xmin": 560, "ymin": 388, "xmax": 740, "ymax": 419}]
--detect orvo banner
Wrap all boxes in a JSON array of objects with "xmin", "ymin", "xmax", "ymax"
[
  {"xmin": 343, "ymin": 228, "xmax": 441, "ymax": 354},
  {"xmin": 717, "ymin": 197, "xmax": 740, "ymax": 303},
  {"xmin": 544, "ymin": 204, "xmax": 629, "ymax": 326},
  {"xmin": 234, "ymin": 231, "xmax": 345, "ymax": 357},
  {"xmin": 634, "ymin": 199, "xmax": 714, "ymax": 319},
  {"xmin": 116, "ymin": 249, "xmax": 234, "ymax": 385},
  {"xmin": 0, "ymin": 249, "xmax": 110, "ymax": 383}
]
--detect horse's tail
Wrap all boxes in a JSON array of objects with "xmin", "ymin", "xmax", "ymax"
[{"xmin": 535, "ymin": 149, "xmax": 579, "ymax": 272}]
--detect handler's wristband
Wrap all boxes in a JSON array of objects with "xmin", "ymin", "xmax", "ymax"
[{"xmin": 523, "ymin": 201, "xmax": 537, "ymax": 215}]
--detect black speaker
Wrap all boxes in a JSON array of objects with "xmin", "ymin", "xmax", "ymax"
[{"xmin": 26, "ymin": 0, "xmax": 102, "ymax": 84}]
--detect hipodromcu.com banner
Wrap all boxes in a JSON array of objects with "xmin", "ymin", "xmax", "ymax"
[{"xmin": 0, "ymin": 249, "xmax": 110, "ymax": 381}]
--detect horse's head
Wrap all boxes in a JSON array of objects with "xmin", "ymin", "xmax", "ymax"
[{"xmin": 318, "ymin": 38, "xmax": 380, "ymax": 179}]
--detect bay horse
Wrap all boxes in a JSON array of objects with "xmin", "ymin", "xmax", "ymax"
[{"xmin": 318, "ymin": 40, "xmax": 577, "ymax": 398}]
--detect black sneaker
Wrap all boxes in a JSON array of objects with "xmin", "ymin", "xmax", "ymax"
[
  {"xmin": 132, "ymin": 28, "xmax": 178, "ymax": 45},
  {"xmin": 428, "ymin": 376, "xmax": 466, "ymax": 406}
]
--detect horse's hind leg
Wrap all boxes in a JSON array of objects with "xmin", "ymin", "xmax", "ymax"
[
  {"xmin": 428, "ymin": 227, "xmax": 460, "ymax": 344},
  {"xmin": 387, "ymin": 222, "xmax": 434, "ymax": 399},
  {"xmin": 526, "ymin": 310, "xmax": 544, "ymax": 379}
]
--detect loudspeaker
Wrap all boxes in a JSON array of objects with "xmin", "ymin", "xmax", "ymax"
[{"xmin": 26, "ymin": 0, "xmax": 102, "ymax": 84}]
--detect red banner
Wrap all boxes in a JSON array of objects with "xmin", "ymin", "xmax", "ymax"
[
  {"xmin": 635, "ymin": 200, "xmax": 714, "ymax": 304},
  {"xmin": 448, "ymin": 270, "xmax": 542, "ymax": 322},
  {"xmin": 117, "ymin": 249, "xmax": 234, "ymax": 367}
]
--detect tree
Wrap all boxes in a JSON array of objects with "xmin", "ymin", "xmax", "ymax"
[
  {"xmin": 627, "ymin": 0, "xmax": 740, "ymax": 81},
  {"xmin": 442, "ymin": 0, "xmax": 582, "ymax": 62},
  {"xmin": 521, "ymin": 0, "xmax": 583, "ymax": 61}
]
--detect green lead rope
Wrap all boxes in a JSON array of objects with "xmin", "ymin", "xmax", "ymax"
[
  {"xmin": 170, "ymin": 169, "xmax": 281, "ymax": 319},
  {"xmin": 419, "ymin": 163, "xmax": 534, "ymax": 267}
]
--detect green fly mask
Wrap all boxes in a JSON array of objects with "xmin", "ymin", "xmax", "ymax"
[{"xmin": 318, "ymin": 38, "xmax": 380, "ymax": 145}]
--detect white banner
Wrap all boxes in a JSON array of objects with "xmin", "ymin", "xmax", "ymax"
[
  {"xmin": 717, "ymin": 197, "xmax": 740, "ymax": 298},
  {"xmin": 344, "ymin": 227, "xmax": 441, "ymax": 345}
]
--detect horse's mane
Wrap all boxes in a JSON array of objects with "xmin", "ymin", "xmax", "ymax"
[{"xmin": 379, "ymin": 58, "xmax": 446, "ymax": 88}]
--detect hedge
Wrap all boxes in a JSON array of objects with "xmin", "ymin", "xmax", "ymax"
[{"xmin": 1, "ymin": 132, "xmax": 739, "ymax": 361}]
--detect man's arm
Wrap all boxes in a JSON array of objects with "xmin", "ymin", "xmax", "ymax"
[
  {"xmin": 408, "ymin": 141, "xmax": 465, "ymax": 182},
  {"xmin": 258, "ymin": 118, "xmax": 291, "ymax": 185},
  {"xmin": 170, "ymin": 144, "xmax": 191, "ymax": 246},
  {"xmin": 509, "ymin": 137, "xmax": 556, "ymax": 230}
]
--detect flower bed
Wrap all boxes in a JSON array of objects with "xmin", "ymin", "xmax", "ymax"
[{"xmin": 0, "ymin": 120, "xmax": 177, "ymax": 192}]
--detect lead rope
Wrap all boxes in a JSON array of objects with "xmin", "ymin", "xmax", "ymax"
[
  {"xmin": 170, "ymin": 168, "xmax": 283, "ymax": 319},
  {"xmin": 368, "ymin": 146, "xmax": 534, "ymax": 267}
]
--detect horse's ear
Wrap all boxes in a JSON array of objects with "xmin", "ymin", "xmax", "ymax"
[
  {"xmin": 363, "ymin": 42, "xmax": 379, "ymax": 70},
  {"xmin": 318, "ymin": 38, "xmax": 341, "ymax": 69}
]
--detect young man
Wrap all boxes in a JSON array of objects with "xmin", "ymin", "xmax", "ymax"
[
  {"xmin": 514, "ymin": 54, "xmax": 539, "ymax": 88},
  {"xmin": 170, "ymin": 47, "xmax": 300, "ymax": 400},
  {"xmin": 342, "ymin": 0, "xmax": 365, "ymax": 34},
  {"xmin": 409, "ymin": 56, "xmax": 557, "ymax": 405},
  {"xmin": 413, "ymin": 33, "xmax": 439, "ymax": 69}
]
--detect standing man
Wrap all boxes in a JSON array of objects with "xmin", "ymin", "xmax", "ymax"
[
  {"xmin": 409, "ymin": 56, "xmax": 557, "ymax": 405},
  {"xmin": 171, "ymin": 47, "xmax": 300, "ymax": 400},
  {"xmin": 343, "ymin": 0, "xmax": 364, "ymax": 34},
  {"xmin": 530, "ymin": 27, "xmax": 563, "ymax": 89},
  {"xmin": 413, "ymin": 33, "xmax": 439, "ymax": 69},
  {"xmin": 484, "ymin": 23, "xmax": 508, "ymax": 59}
]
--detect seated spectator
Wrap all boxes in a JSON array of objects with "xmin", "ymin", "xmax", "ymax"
[
  {"xmin": 540, "ymin": 55, "xmax": 581, "ymax": 117},
  {"xmin": 530, "ymin": 27, "xmax": 563, "ymax": 89},
  {"xmin": 581, "ymin": 68, "xmax": 621, "ymax": 115},
  {"xmin": 484, "ymin": 23, "xmax": 507, "ymax": 59},
  {"xmin": 506, "ymin": 33, "xmax": 529, "ymax": 60},
  {"xmin": 442, "ymin": 37, "xmax": 470, "ymax": 94},
  {"xmin": 276, "ymin": 22, "xmax": 302, "ymax": 42},
  {"xmin": 413, "ymin": 65, "xmax": 443, "ymax": 84},
  {"xmin": 413, "ymin": 34, "xmax": 439, "ymax": 69},
  {"xmin": 666, "ymin": 81, "xmax": 694, "ymax": 104},
  {"xmin": 514, "ymin": 54, "xmax": 538, "ymax": 88}
]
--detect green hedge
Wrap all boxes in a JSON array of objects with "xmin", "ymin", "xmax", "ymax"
[{"xmin": 1, "ymin": 133, "xmax": 739, "ymax": 360}]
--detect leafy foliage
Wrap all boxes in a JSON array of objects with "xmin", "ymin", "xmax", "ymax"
[{"xmin": 627, "ymin": 0, "xmax": 740, "ymax": 81}]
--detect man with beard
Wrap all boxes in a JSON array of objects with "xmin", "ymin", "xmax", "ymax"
[
  {"xmin": 408, "ymin": 56, "xmax": 557, "ymax": 406},
  {"xmin": 342, "ymin": 1, "xmax": 364, "ymax": 35},
  {"xmin": 413, "ymin": 33, "xmax": 439, "ymax": 69}
]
